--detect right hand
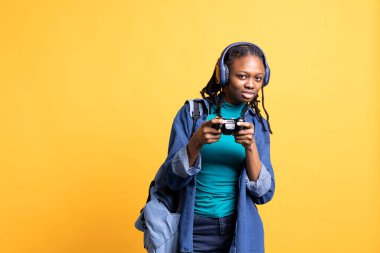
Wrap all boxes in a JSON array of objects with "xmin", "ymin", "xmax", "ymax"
[
  {"xmin": 186, "ymin": 117, "xmax": 224, "ymax": 167},
  {"xmin": 191, "ymin": 117, "xmax": 224, "ymax": 145}
]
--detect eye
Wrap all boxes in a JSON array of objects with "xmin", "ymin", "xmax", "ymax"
[
  {"xmin": 237, "ymin": 74, "xmax": 247, "ymax": 80},
  {"xmin": 255, "ymin": 76, "xmax": 263, "ymax": 82}
]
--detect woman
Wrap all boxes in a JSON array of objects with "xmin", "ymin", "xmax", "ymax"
[{"xmin": 139, "ymin": 42, "xmax": 275, "ymax": 253}]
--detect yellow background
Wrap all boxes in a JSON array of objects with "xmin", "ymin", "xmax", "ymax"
[{"xmin": 0, "ymin": 0, "xmax": 379, "ymax": 252}]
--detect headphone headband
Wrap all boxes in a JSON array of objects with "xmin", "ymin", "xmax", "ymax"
[{"xmin": 215, "ymin": 42, "xmax": 271, "ymax": 86}]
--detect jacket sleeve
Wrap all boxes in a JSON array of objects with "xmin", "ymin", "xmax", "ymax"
[
  {"xmin": 245, "ymin": 162, "xmax": 272, "ymax": 197},
  {"xmin": 247, "ymin": 119, "xmax": 275, "ymax": 204},
  {"xmin": 154, "ymin": 102, "xmax": 202, "ymax": 191}
]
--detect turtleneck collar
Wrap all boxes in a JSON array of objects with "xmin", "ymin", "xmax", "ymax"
[{"xmin": 221, "ymin": 99, "xmax": 246, "ymax": 110}]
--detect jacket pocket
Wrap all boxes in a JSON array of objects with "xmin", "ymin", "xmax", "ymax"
[{"xmin": 143, "ymin": 198, "xmax": 181, "ymax": 253}]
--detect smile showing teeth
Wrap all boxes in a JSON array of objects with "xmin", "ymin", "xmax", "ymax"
[{"xmin": 242, "ymin": 92, "xmax": 254, "ymax": 99}]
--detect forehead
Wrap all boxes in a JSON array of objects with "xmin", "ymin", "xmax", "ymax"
[{"xmin": 229, "ymin": 55, "xmax": 265, "ymax": 74}]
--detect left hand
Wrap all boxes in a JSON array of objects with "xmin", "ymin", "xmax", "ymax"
[{"xmin": 233, "ymin": 122, "xmax": 256, "ymax": 150}]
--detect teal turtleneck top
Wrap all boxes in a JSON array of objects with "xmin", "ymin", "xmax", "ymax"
[{"xmin": 194, "ymin": 100, "xmax": 247, "ymax": 218}]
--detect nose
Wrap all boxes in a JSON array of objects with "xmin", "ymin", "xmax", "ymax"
[{"xmin": 245, "ymin": 77, "xmax": 254, "ymax": 89}]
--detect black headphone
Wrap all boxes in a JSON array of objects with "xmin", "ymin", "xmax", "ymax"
[{"xmin": 215, "ymin": 42, "xmax": 271, "ymax": 86}]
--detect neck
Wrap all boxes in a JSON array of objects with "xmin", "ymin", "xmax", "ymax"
[{"xmin": 221, "ymin": 92, "xmax": 245, "ymax": 105}]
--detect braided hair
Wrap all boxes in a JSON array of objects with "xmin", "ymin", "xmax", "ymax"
[{"xmin": 200, "ymin": 44, "xmax": 273, "ymax": 134}]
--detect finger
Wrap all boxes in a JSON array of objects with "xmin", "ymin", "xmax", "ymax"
[
  {"xmin": 205, "ymin": 137, "xmax": 221, "ymax": 144},
  {"xmin": 205, "ymin": 133, "xmax": 221, "ymax": 139},
  {"xmin": 234, "ymin": 134, "xmax": 253, "ymax": 141},
  {"xmin": 201, "ymin": 125, "xmax": 221, "ymax": 135},
  {"xmin": 204, "ymin": 127, "xmax": 222, "ymax": 135},
  {"xmin": 235, "ymin": 129, "xmax": 254, "ymax": 136},
  {"xmin": 234, "ymin": 136, "xmax": 245, "ymax": 141},
  {"xmin": 234, "ymin": 137, "xmax": 253, "ymax": 145},
  {"xmin": 236, "ymin": 122, "xmax": 254, "ymax": 129},
  {"xmin": 208, "ymin": 117, "xmax": 225, "ymax": 125}
]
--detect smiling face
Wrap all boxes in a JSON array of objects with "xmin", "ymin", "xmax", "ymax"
[{"xmin": 223, "ymin": 55, "xmax": 265, "ymax": 105}]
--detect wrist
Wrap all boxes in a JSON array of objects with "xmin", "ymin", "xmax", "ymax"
[
  {"xmin": 244, "ymin": 142, "xmax": 256, "ymax": 152},
  {"xmin": 188, "ymin": 137, "xmax": 203, "ymax": 155}
]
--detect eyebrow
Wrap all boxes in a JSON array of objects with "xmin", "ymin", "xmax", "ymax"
[{"xmin": 236, "ymin": 71, "xmax": 264, "ymax": 76}]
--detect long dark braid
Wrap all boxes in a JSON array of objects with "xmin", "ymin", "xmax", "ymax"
[
  {"xmin": 247, "ymin": 90, "xmax": 273, "ymax": 134},
  {"xmin": 216, "ymin": 92, "xmax": 223, "ymax": 116},
  {"xmin": 200, "ymin": 44, "xmax": 273, "ymax": 134}
]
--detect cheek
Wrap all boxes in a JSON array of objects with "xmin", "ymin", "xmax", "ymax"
[
  {"xmin": 226, "ymin": 81, "xmax": 236, "ymax": 91},
  {"xmin": 230, "ymin": 85, "xmax": 242, "ymax": 95},
  {"xmin": 230, "ymin": 79, "xmax": 244, "ymax": 89}
]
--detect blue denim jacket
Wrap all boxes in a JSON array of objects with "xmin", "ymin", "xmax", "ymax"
[{"xmin": 152, "ymin": 98, "xmax": 275, "ymax": 253}]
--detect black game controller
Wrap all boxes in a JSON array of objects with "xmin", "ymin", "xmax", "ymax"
[{"xmin": 212, "ymin": 117, "xmax": 247, "ymax": 135}]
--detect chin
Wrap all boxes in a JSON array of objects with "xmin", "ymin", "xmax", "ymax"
[{"xmin": 241, "ymin": 97, "xmax": 253, "ymax": 103}]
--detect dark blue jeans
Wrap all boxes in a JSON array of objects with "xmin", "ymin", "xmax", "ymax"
[{"xmin": 193, "ymin": 213, "xmax": 237, "ymax": 253}]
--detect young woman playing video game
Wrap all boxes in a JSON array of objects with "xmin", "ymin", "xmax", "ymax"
[
  {"xmin": 138, "ymin": 42, "xmax": 275, "ymax": 253},
  {"xmin": 185, "ymin": 42, "xmax": 275, "ymax": 253}
]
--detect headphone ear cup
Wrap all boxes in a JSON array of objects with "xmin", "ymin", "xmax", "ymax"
[
  {"xmin": 218, "ymin": 60, "xmax": 227, "ymax": 86},
  {"xmin": 224, "ymin": 64, "xmax": 229, "ymax": 85},
  {"xmin": 264, "ymin": 65, "xmax": 270, "ymax": 86},
  {"xmin": 215, "ymin": 62, "xmax": 221, "ymax": 85},
  {"xmin": 215, "ymin": 58, "xmax": 222, "ymax": 84}
]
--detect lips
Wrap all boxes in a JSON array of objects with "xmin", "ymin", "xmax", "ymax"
[{"xmin": 241, "ymin": 91, "xmax": 255, "ymax": 99}]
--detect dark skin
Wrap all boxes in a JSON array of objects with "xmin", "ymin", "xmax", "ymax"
[{"xmin": 187, "ymin": 55, "xmax": 265, "ymax": 182}]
